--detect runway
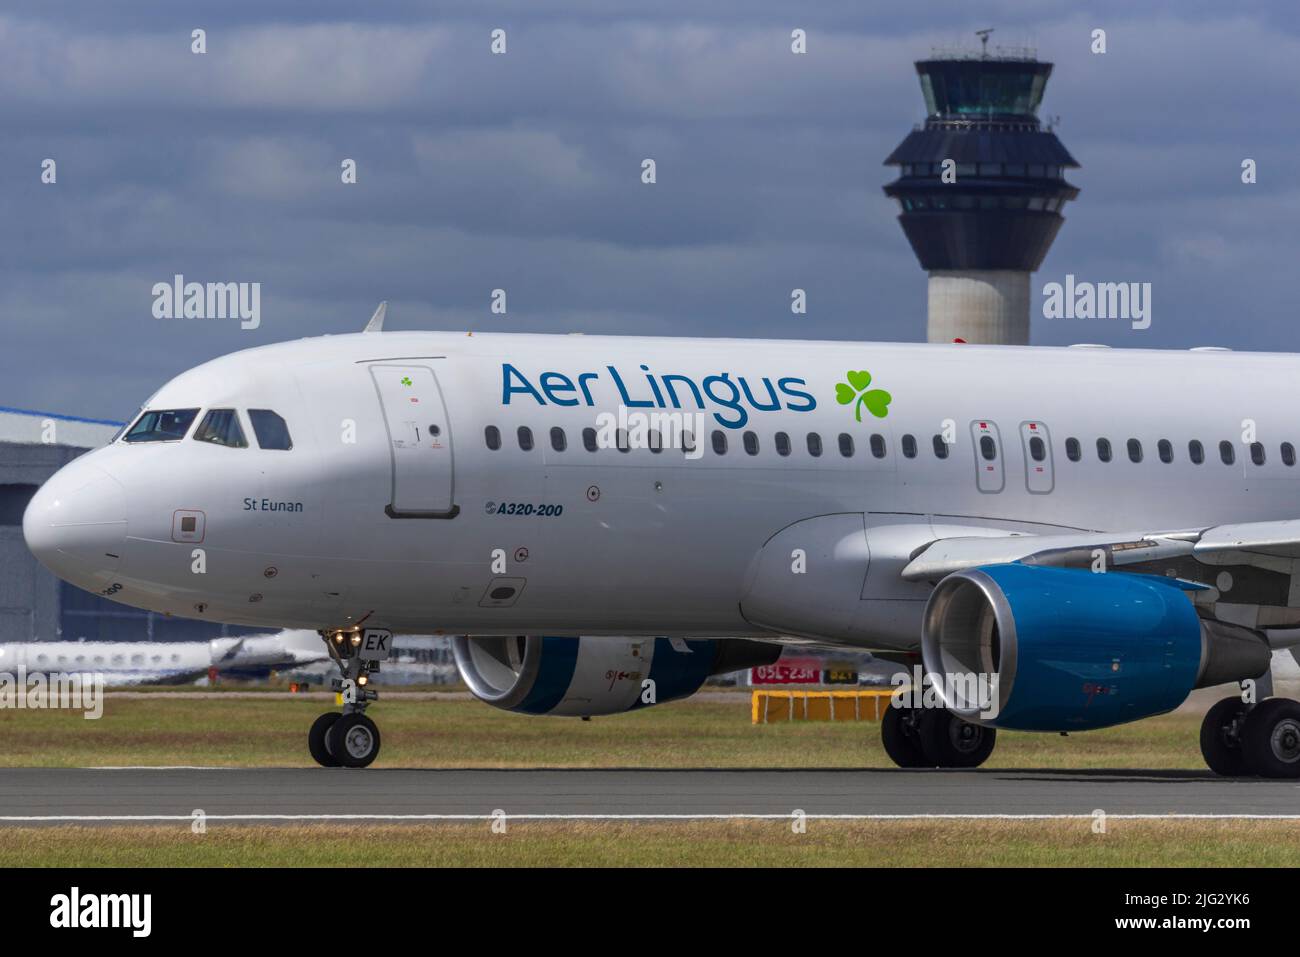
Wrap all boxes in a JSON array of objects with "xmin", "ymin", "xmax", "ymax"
[{"xmin": 1, "ymin": 767, "xmax": 1298, "ymax": 823}]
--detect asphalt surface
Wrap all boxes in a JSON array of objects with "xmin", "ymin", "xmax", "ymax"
[{"xmin": 0, "ymin": 767, "xmax": 1297, "ymax": 823}]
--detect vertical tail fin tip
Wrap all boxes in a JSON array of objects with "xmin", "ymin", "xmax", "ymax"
[{"xmin": 363, "ymin": 301, "xmax": 388, "ymax": 333}]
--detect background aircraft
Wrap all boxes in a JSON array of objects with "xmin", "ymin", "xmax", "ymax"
[{"xmin": 0, "ymin": 630, "xmax": 326, "ymax": 685}]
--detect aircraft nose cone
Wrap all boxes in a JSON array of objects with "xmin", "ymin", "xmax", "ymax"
[{"xmin": 23, "ymin": 463, "xmax": 127, "ymax": 583}]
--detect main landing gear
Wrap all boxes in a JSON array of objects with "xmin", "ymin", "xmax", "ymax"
[
  {"xmin": 308, "ymin": 629, "xmax": 383, "ymax": 768},
  {"xmin": 1200, "ymin": 694, "xmax": 1300, "ymax": 779},
  {"xmin": 882, "ymin": 702, "xmax": 997, "ymax": 769}
]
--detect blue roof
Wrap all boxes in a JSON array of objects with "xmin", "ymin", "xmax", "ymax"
[{"xmin": 0, "ymin": 405, "xmax": 125, "ymax": 427}]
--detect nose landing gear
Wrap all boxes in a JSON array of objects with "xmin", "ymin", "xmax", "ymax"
[{"xmin": 308, "ymin": 629, "xmax": 384, "ymax": 768}]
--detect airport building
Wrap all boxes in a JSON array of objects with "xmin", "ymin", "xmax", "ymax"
[
  {"xmin": 883, "ymin": 36, "xmax": 1080, "ymax": 345},
  {"xmin": 0, "ymin": 406, "xmax": 260, "ymax": 643}
]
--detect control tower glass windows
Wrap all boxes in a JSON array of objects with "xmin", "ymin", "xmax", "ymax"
[{"xmin": 917, "ymin": 60, "xmax": 1050, "ymax": 118}]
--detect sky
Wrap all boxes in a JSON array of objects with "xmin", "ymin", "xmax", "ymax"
[{"xmin": 1, "ymin": 1, "xmax": 1297, "ymax": 420}]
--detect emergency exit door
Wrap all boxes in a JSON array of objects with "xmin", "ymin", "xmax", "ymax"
[
  {"xmin": 1019, "ymin": 420, "xmax": 1054, "ymax": 494},
  {"xmin": 370, "ymin": 364, "xmax": 458, "ymax": 518},
  {"xmin": 970, "ymin": 420, "xmax": 1004, "ymax": 493}
]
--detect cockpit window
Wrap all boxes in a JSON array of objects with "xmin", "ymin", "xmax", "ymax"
[
  {"xmin": 248, "ymin": 409, "xmax": 293, "ymax": 450},
  {"xmin": 123, "ymin": 409, "xmax": 199, "ymax": 443},
  {"xmin": 193, "ymin": 409, "xmax": 248, "ymax": 448}
]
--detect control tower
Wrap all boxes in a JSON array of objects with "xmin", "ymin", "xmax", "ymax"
[{"xmin": 883, "ymin": 32, "xmax": 1079, "ymax": 344}]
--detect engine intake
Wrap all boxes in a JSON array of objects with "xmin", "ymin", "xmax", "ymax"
[{"xmin": 921, "ymin": 564, "xmax": 1270, "ymax": 731}]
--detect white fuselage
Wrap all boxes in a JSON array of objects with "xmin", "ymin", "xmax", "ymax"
[{"xmin": 22, "ymin": 332, "xmax": 1300, "ymax": 650}]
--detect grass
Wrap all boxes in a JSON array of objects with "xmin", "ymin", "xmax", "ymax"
[
  {"xmin": 0, "ymin": 695, "xmax": 1207, "ymax": 769},
  {"xmin": 4, "ymin": 819, "xmax": 1300, "ymax": 867}
]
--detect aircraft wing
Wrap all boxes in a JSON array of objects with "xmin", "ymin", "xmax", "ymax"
[{"xmin": 900, "ymin": 519, "xmax": 1300, "ymax": 583}]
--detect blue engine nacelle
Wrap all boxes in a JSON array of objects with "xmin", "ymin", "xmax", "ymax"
[
  {"xmin": 452, "ymin": 635, "xmax": 780, "ymax": 716},
  {"xmin": 920, "ymin": 563, "xmax": 1269, "ymax": 731}
]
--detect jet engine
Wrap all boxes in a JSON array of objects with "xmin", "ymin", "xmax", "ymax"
[
  {"xmin": 452, "ymin": 635, "xmax": 780, "ymax": 716},
  {"xmin": 921, "ymin": 563, "xmax": 1270, "ymax": 731}
]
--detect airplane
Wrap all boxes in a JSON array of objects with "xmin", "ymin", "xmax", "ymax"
[
  {"xmin": 20, "ymin": 310, "xmax": 1300, "ymax": 775},
  {"xmin": 0, "ymin": 630, "xmax": 328, "ymax": 685}
]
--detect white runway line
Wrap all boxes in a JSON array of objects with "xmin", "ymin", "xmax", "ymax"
[
  {"xmin": 4, "ymin": 813, "xmax": 1300, "ymax": 823},
  {"xmin": 84, "ymin": 766, "xmax": 241, "ymax": 771}
]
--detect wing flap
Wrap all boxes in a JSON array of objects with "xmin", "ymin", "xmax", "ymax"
[{"xmin": 901, "ymin": 530, "xmax": 1198, "ymax": 581}]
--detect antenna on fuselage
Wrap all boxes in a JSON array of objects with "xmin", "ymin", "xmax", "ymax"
[{"xmin": 363, "ymin": 301, "xmax": 388, "ymax": 333}]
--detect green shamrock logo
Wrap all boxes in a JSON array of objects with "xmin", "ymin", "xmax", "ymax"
[
  {"xmin": 400, "ymin": 376, "xmax": 412, "ymax": 386},
  {"xmin": 835, "ymin": 370, "xmax": 891, "ymax": 421}
]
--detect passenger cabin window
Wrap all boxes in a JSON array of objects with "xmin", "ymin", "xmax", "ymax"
[
  {"xmin": 1189, "ymin": 440, "xmax": 1204, "ymax": 464},
  {"xmin": 1096, "ymin": 438, "xmax": 1112, "ymax": 463},
  {"xmin": 1250, "ymin": 442, "xmax": 1265, "ymax": 466},
  {"xmin": 517, "ymin": 427, "xmax": 534, "ymax": 451},
  {"xmin": 775, "ymin": 432, "xmax": 791, "ymax": 457},
  {"xmin": 682, "ymin": 431, "xmax": 697, "ymax": 456},
  {"xmin": 1284, "ymin": 442, "xmax": 1296, "ymax": 467},
  {"xmin": 124, "ymin": 409, "xmax": 199, "ymax": 443},
  {"xmin": 1219, "ymin": 440, "xmax": 1235, "ymax": 465},
  {"xmin": 807, "ymin": 433, "xmax": 823, "ymax": 457},
  {"xmin": 1127, "ymin": 438, "xmax": 1142, "ymax": 463},
  {"xmin": 979, "ymin": 435, "xmax": 997, "ymax": 461},
  {"xmin": 484, "ymin": 426, "xmax": 501, "ymax": 450},
  {"xmin": 1158, "ymin": 439, "xmax": 1173, "ymax": 463},
  {"xmin": 550, "ymin": 427, "xmax": 566, "ymax": 452},
  {"xmin": 649, "ymin": 430, "xmax": 663, "ymax": 453},
  {"xmin": 932, "ymin": 435, "xmax": 949, "ymax": 459},
  {"xmin": 712, "ymin": 430, "xmax": 728, "ymax": 455},
  {"xmin": 838, "ymin": 433, "xmax": 854, "ymax": 457},
  {"xmin": 743, "ymin": 431, "xmax": 759, "ymax": 456},
  {"xmin": 582, "ymin": 427, "xmax": 598, "ymax": 452},
  {"xmin": 870, "ymin": 434, "xmax": 886, "ymax": 459},
  {"xmin": 1028, "ymin": 436, "xmax": 1046, "ymax": 462},
  {"xmin": 193, "ymin": 409, "xmax": 248, "ymax": 448},
  {"xmin": 1065, "ymin": 437, "xmax": 1081, "ymax": 462},
  {"xmin": 616, "ymin": 429, "xmax": 630, "ymax": 453},
  {"xmin": 902, "ymin": 434, "xmax": 917, "ymax": 459},
  {"xmin": 248, "ymin": 409, "xmax": 292, "ymax": 450}
]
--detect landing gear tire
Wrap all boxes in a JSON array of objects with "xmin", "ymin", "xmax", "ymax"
[
  {"xmin": 308, "ymin": 712, "xmax": 341, "ymax": 768},
  {"xmin": 328, "ymin": 713, "xmax": 382, "ymax": 769},
  {"xmin": 1199, "ymin": 696, "xmax": 1250, "ymax": 777},
  {"xmin": 881, "ymin": 704, "xmax": 929, "ymax": 768},
  {"xmin": 1241, "ymin": 698, "xmax": 1300, "ymax": 779},
  {"xmin": 918, "ymin": 709, "xmax": 997, "ymax": 768}
]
